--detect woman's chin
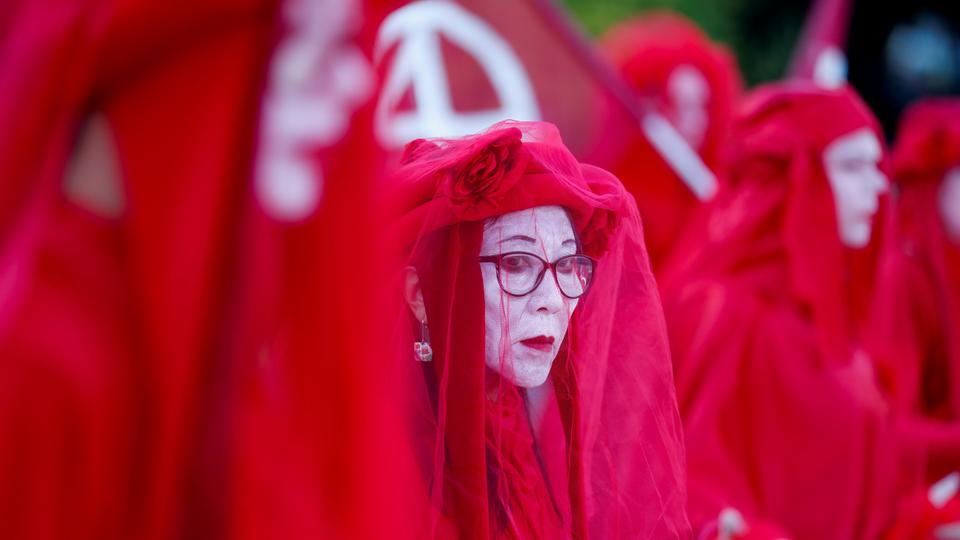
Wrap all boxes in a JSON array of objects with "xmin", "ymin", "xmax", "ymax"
[{"xmin": 507, "ymin": 355, "xmax": 554, "ymax": 388}]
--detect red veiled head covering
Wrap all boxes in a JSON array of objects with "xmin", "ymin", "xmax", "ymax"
[
  {"xmin": 868, "ymin": 99, "xmax": 960, "ymax": 485},
  {"xmin": 596, "ymin": 11, "xmax": 743, "ymax": 270},
  {"xmin": 891, "ymin": 99, "xmax": 960, "ymax": 417},
  {"xmin": 666, "ymin": 82, "xmax": 890, "ymax": 365},
  {"xmin": 661, "ymin": 83, "xmax": 901, "ymax": 539},
  {"xmin": 385, "ymin": 121, "xmax": 690, "ymax": 539}
]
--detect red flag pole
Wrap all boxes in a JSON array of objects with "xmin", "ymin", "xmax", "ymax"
[
  {"xmin": 527, "ymin": 0, "xmax": 718, "ymax": 199},
  {"xmin": 787, "ymin": 0, "xmax": 854, "ymax": 84}
]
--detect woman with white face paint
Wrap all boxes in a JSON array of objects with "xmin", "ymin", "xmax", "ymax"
[
  {"xmin": 386, "ymin": 121, "xmax": 689, "ymax": 539},
  {"xmin": 870, "ymin": 100, "xmax": 960, "ymax": 535},
  {"xmin": 823, "ymin": 127, "xmax": 889, "ymax": 248},
  {"xmin": 477, "ymin": 205, "xmax": 586, "ymax": 388},
  {"xmin": 661, "ymin": 84, "xmax": 905, "ymax": 540}
]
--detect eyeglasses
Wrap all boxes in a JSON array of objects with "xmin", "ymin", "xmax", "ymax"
[{"xmin": 478, "ymin": 251, "xmax": 596, "ymax": 299}]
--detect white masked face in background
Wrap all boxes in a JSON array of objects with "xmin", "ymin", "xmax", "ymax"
[
  {"xmin": 479, "ymin": 206, "xmax": 581, "ymax": 388},
  {"xmin": 823, "ymin": 128, "xmax": 888, "ymax": 248},
  {"xmin": 941, "ymin": 167, "xmax": 960, "ymax": 243},
  {"xmin": 667, "ymin": 64, "xmax": 711, "ymax": 151}
]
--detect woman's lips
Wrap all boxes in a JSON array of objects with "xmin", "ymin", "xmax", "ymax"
[{"xmin": 520, "ymin": 335, "xmax": 555, "ymax": 352}]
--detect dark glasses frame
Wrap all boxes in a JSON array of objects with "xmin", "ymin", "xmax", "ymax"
[{"xmin": 478, "ymin": 251, "xmax": 596, "ymax": 299}]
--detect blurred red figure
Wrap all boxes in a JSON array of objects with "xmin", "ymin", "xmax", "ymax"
[
  {"xmin": 387, "ymin": 121, "xmax": 690, "ymax": 538},
  {"xmin": 0, "ymin": 1, "xmax": 279, "ymax": 537},
  {"xmin": 0, "ymin": 0, "xmax": 413, "ymax": 538},
  {"xmin": 598, "ymin": 12, "xmax": 742, "ymax": 271},
  {"xmin": 662, "ymin": 83, "xmax": 901, "ymax": 539},
  {"xmin": 871, "ymin": 99, "xmax": 960, "ymax": 483}
]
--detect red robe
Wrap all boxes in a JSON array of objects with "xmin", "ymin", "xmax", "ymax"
[
  {"xmin": 663, "ymin": 84, "xmax": 903, "ymax": 539},
  {"xmin": 0, "ymin": 1, "xmax": 416, "ymax": 538},
  {"xmin": 871, "ymin": 99, "xmax": 960, "ymax": 486}
]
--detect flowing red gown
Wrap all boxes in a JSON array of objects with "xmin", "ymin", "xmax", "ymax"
[
  {"xmin": 662, "ymin": 84, "xmax": 903, "ymax": 539},
  {"xmin": 871, "ymin": 99, "xmax": 960, "ymax": 486}
]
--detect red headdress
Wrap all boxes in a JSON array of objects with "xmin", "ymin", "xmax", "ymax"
[
  {"xmin": 385, "ymin": 121, "xmax": 689, "ymax": 539},
  {"xmin": 665, "ymin": 82, "xmax": 890, "ymax": 365}
]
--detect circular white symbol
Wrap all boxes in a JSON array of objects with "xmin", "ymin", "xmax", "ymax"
[
  {"xmin": 374, "ymin": 0, "xmax": 541, "ymax": 148},
  {"xmin": 256, "ymin": 0, "xmax": 374, "ymax": 222}
]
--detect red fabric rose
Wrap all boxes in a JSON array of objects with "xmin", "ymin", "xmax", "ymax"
[
  {"xmin": 580, "ymin": 208, "xmax": 619, "ymax": 257},
  {"xmin": 443, "ymin": 127, "xmax": 529, "ymax": 219}
]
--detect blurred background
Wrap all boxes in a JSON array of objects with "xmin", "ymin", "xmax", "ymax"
[{"xmin": 562, "ymin": 0, "xmax": 960, "ymax": 134}]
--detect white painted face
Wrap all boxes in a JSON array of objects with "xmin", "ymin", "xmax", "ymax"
[
  {"xmin": 941, "ymin": 168, "xmax": 960, "ymax": 243},
  {"xmin": 479, "ymin": 206, "xmax": 580, "ymax": 388},
  {"xmin": 667, "ymin": 64, "xmax": 711, "ymax": 150},
  {"xmin": 823, "ymin": 128, "xmax": 889, "ymax": 248}
]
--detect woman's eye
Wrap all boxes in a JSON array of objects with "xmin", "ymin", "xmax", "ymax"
[
  {"xmin": 501, "ymin": 255, "xmax": 533, "ymax": 274},
  {"xmin": 838, "ymin": 159, "xmax": 870, "ymax": 174},
  {"xmin": 556, "ymin": 259, "xmax": 574, "ymax": 275}
]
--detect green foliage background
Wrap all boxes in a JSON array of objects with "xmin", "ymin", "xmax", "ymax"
[{"xmin": 559, "ymin": 0, "xmax": 811, "ymax": 87}]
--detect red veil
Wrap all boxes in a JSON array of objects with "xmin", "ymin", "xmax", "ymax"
[
  {"xmin": 871, "ymin": 99, "xmax": 960, "ymax": 482},
  {"xmin": 661, "ymin": 84, "xmax": 901, "ymax": 539},
  {"xmin": 384, "ymin": 121, "xmax": 690, "ymax": 539},
  {"xmin": 596, "ymin": 12, "xmax": 742, "ymax": 271}
]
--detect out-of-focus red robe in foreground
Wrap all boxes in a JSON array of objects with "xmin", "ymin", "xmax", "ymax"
[{"xmin": 0, "ymin": 1, "xmax": 415, "ymax": 538}]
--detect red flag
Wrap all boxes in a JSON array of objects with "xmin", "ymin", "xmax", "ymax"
[
  {"xmin": 370, "ymin": 1, "xmax": 722, "ymax": 271},
  {"xmin": 369, "ymin": 0, "xmax": 682, "ymax": 159}
]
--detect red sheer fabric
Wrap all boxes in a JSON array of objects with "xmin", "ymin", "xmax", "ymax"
[
  {"xmin": 385, "ymin": 121, "xmax": 690, "ymax": 538},
  {"xmin": 661, "ymin": 83, "xmax": 901, "ymax": 539},
  {"xmin": 597, "ymin": 12, "xmax": 742, "ymax": 271},
  {"xmin": 870, "ymin": 99, "xmax": 960, "ymax": 483}
]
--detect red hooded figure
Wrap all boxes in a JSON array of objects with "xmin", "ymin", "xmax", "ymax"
[
  {"xmin": 0, "ymin": 1, "xmax": 280, "ymax": 537},
  {"xmin": 871, "ymin": 99, "xmax": 960, "ymax": 484},
  {"xmin": 662, "ymin": 83, "xmax": 902, "ymax": 539},
  {"xmin": 0, "ymin": 0, "xmax": 414, "ymax": 538},
  {"xmin": 386, "ymin": 121, "xmax": 690, "ymax": 539},
  {"xmin": 597, "ymin": 12, "xmax": 742, "ymax": 271}
]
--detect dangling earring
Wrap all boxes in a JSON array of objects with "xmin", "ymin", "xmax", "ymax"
[{"xmin": 414, "ymin": 319, "xmax": 433, "ymax": 362}]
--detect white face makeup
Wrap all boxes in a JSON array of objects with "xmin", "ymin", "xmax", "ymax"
[
  {"xmin": 667, "ymin": 64, "xmax": 710, "ymax": 150},
  {"xmin": 479, "ymin": 206, "xmax": 580, "ymax": 388},
  {"xmin": 823, "ymin": 128, "xmax": 888, "ymax": 248},
  {"xmin": 941, "ymin": 168, "xmax": 960, "ymax": 243}
]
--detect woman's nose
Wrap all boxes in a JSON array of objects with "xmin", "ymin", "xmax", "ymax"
[
  {"xmin": 871, "ymin": 169, "xmax": 890, "ymax": 193},
  {"xmin": 531, "ymin": 268, "xmax": 564, "ymax": 314}
]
